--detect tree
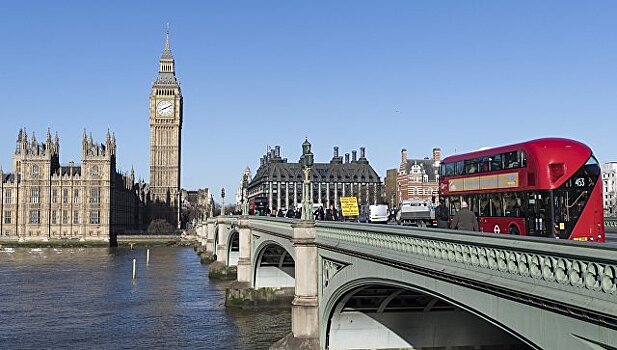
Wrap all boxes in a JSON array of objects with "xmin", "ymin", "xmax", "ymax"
[{"xmin": 147, "ymin": 218, "xmax": 175, "ymax": 234}]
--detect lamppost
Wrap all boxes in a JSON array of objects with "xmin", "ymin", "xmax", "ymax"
[
  {"xmin": 209, "ymin": 194, "xmax": 214, "ymax": 218},
  {"xmin": 221, "ymin": 188, "xmax": 226, "ymax": 216},
  {"xmin": 242, "ymin": 173, "xmax": 249, "ymax": 216},
  {"xmin": 300, "ymin": 137, "xmax": 314, "ymax": 221}
]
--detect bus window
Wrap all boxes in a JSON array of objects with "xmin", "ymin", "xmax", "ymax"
[
  {"xmin": 504, "ymin": 193, "xmax": 524, "ymax": 217},
  {"xmin": 479, "ymin": 195, "xmax": 490, "ymax": 217},
  {"xmin": 480, "ymin": 194, "xmax": 503, "ymax": 217},
  {"xmin": 527, "ymin": 192, "xmax": 551, "ymax": 237},
  {"xmin": 490, "ymin": 154, "xmax": 502, "ymax": 171},
  {"xmin": 518, "ymin": 151, "xmax": 527, "ymax": 168},
  {"xmin": 479, "ymin": 157, "xmax": 490, "ymax": 173},
  {"xmin": 455, "ymin": 161, "xmax": 465, "ymax": 176},
  {"xmin": 465, "ymin": 159, "xmax": 478, "ymax": 174},
  {"xmin": 504, "ymin": 151, "xmax": 519, "ymax": 169},
  {"xmin": 443, "ymin": 163, "xmax": 455, "ymax": 176}
]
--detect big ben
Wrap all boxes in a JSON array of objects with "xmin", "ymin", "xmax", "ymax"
[{"xmin": 149, "ymin": 29, "xmax": 182, "ymax": 228}]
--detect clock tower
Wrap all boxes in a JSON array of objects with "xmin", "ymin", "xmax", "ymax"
[{"xmin": 149, "ymin": 28, "xmax": 182, "ymax": 227}]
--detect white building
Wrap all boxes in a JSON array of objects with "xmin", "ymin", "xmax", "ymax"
[{"xmin": 603, "ymin": 162, "xmax": 617, "ymax": 217}]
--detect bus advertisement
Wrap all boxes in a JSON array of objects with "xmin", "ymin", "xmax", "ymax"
[{"xmin": 439, "ymin": 138, "xmax": 604, "ymax": 242}]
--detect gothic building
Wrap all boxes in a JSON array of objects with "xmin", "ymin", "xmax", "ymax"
[
  {"xmin": 0, "ymin": 129, "xmax": 141, "ymax": 241},
  {"xmin": 0, "ymin": 30, "xmax": 183, "ymax": 242},
  {"xmin": 248, "ymin": 145, "xmax": 382, "ymax": 212},
  {"xmin": 149, "ymin": 30, "xmax": 183, "ymax": 228},
  {"xmin": 396, "ymin": 148, "xmax": 441, "ymax": 204}
]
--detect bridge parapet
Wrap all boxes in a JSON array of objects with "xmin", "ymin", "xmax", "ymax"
[
  {"xmin": 247, "ymin": 217, "xmax": 294, "ymax": 239},
  {"xmin": 316, "ymin": 222, "xmax": 617, "ymax": 327},
  {"xmin": 606, "ymin": 217, "xmax": 617, "ymax": 233}
]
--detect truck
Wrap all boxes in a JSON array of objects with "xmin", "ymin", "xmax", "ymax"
[{"xmin": 396, "ymin": 200, "xmax": 435, "ymax": 227}]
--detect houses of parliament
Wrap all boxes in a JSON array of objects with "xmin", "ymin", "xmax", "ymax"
[{"xmin": 0, "ymin": 31, "xmax": 182, "ymax": 242}]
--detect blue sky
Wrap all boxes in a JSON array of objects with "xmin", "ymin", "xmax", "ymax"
[{"xmin": 1, "ymin": 1, "xmax": 616, "ymax": 202}]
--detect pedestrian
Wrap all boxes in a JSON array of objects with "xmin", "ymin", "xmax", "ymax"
[
  {"xmin": 435, "ymin": 198, "xmax": 449, "ymax": 229},
  {"xmin": 450, "ymin": 201, "xmax": 478, "ymax": 231}
]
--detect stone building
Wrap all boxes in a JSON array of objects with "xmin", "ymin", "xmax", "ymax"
[
  {"xmin": 149, "ymin": 29, "xmax": 183, "ymax": 228},
  {"xmin": 248, "ymin": 145, "xmax": 382, "ymax": 212},
  {"xmin": 0, "ymin": 129, "xmax": 141, "ymax": 241},
  {"xmin": 603, "ymin": 162, "xmax": 617, "ymax": 216},
  {"xmin": 0, "ymin": 30, "xmax": 183, "ymax": 242},
  {"xmin": 396, "ymin": 148, "xmax": 441, "ymax": 204}
]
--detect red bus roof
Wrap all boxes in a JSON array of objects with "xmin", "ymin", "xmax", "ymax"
[
  {"xmin": 442, "ymin": 138, "xmax": 591, "ymax": 164},
  {"xmin": 441, "ymin": 138, "xmax": 594, "ymax": 190}
]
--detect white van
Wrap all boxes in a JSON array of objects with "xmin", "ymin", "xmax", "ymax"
[{"xmin": 368, "ymin": 204, "xmax": 389, "ymax": 223}]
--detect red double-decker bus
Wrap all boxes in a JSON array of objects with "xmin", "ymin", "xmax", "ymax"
[{"xmin": 439, "ymin": 138, "xmax": 604, "ymax": 242}]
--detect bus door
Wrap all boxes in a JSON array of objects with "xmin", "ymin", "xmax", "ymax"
[{"xmin": 526, "ymin": 192, "xmax": 551, "ymax": 237}]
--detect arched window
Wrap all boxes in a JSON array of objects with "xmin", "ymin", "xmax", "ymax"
[
  {"xmin": 32, "ymin": 165, "xmax": 40, "ymax": 178},
  {"xmin": 91, "ymin": 165, "xmax": 99, "ymax": 178}
]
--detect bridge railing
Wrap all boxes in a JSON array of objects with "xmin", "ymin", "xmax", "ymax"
[
  {"xmin": 246, "ymin": 217, "xmax": 295, "ymax": 238},
  {"xmin": 606, "ymin": 217, "xmax": 617, "ymax": 233},
  {"xmin": 315, "ymin": 221, "xmax": 617, "ymax": 322}
]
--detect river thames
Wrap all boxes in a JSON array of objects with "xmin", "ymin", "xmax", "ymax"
[{"xmin": 0, "ymin": 247, "xmax": 290, "ymax": 349}]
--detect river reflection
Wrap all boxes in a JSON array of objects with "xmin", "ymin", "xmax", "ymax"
[{"xmin": 0, "ymin": 247, "xmax": 290, "ymax": 350}]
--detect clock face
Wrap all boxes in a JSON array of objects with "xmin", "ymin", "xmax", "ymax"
[{"xmin": 156, "ymin": 100, "xmax": 174, "ymax": 117}]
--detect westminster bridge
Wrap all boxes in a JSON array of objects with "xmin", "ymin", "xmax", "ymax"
[{"xmin": 195, "ymin": 216, "xmax": 617, "ymax": 349}]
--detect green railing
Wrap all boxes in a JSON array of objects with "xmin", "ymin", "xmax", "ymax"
[{"xmin": 606, "ymin": 217, "xmax": 617, "ymax": 232}]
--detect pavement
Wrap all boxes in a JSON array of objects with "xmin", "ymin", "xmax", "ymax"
[{"xmin": 605, "ymin": 232, "xmax": 617, "ymax": 246}]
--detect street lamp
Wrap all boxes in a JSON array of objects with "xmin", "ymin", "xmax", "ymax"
[
  {"xmin": 221, "ymin": 188, "xmax": 226, "ymax": 216},
  {"xmin": 300, "ymin": 137, "xmax": 314, "ymax": 221},
  {"xmin": 242, "ymin": 173, "xmax": 249, "ymax": 215},
  {"xmin": 209, "ymin": 194, "xmax": 214, "ymax": 218}
]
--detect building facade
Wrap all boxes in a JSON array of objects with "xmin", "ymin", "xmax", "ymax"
[
  {"xmin": 0, "ymin": 30, "xmax": 184, "ymax": 242},
  {"xmin": 149, "ymin": 30, "xmax": 183, "ymax": 228},
  {"xmin": 603, "ymin": 162, "xmax": 617, "ymax": 217},
  {"xmin": 0, "ymin": 129, "xmax": 141, "ymax": 241},
  {"xmin": 396, "ymin": 148, "xmax": 441, "ymax": 204},
  {"xmin": 248, "ymin": 145, "xmax": 382, "ymax": 212}
]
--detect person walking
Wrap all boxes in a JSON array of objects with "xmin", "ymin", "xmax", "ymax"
[
  {"xmin": 450, "ymin": 201, "xmax": 478, "ymax": 231},
  {"xmin": 435, "ymin": 198, "xmax": 449, "ymax": 229}
]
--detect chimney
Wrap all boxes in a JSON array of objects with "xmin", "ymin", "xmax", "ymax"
[
  {"xmin": 275, "ymin": 145, "xmax": 281, "ymax": 158},
  {"xmin": 345, "ymin": 153, "xmax": 350, "ymax": 164},
  {"xmin": 352, "ymin": 150, "xmax": 357, "ymax": 163},
  {"xmin": 401, "ymin": 148, "xmax": 408, "ymax": 163},
  {"xmin": 333, "ymin": 146, "xmax": 339, "ymax": 158},
  {"xmin": 360, "ymin": 147, "xmax": 366, "ymax": 159},
  {"xmin": 433, "ymin": 148, "xmax": 441, "ymax": 162}
]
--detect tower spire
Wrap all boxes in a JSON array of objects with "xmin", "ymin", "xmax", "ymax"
[
  {"xmin": 165, "ymin": 23, "xmax": 170, "ymax": 50},
  {"xmin": 160, "ymin": 23, "xmax": 174, "ymax": 61}
]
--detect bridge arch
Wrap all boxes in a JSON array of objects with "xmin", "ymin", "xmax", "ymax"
[
  {"xmin": 226, "ymin": 228, "xmax": 240, "ymax": 266},
  {"xmin": 323, "ymin": 278, "xmax": 535, "ymax": 350},
  {"xmin": 253, "ymin": 241, "xmax": 295, "ymax": 289}
]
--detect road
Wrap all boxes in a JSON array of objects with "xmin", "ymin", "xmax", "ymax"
[{"xmin": 605, "ymin": 232, "xmax": 617, "ymax": 246}]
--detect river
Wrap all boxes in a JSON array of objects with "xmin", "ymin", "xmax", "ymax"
[{"xmin": 0, "ymin": 247, "xmax": 290, "ymax": 349}]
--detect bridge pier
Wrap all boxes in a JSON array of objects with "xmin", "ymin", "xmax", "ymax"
[
  {"xmin": 271, "ymin": 221, "xmax": 319, "ymax": 349},
  {"xmin": 198, "ymin": 219, "xmax": 216, "ymax": 264},
  {"xmin": 208, "ymin": 219, "xmax": 236, "ymax": 279},
  {"xmin": 236, "ymin": 216, "xmax": 252, "ymax": 287}
]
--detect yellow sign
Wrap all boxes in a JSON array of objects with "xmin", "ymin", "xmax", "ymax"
[
  {"xmin": 339, "ymin": 196, "xmax": 359, "ymax": 217},
  {"xmin": 449, "ymin": 172, "xmax": 519, "ymax": 192}
]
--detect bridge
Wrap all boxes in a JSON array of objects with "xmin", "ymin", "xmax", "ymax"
[{"xmin": 196, "ymin": 217, "xmax": 617, "ymax": 349}]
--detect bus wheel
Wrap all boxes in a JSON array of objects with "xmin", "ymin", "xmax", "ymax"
[
  {"xmin": 509, "ymin": 226, "xmax": 519, "ymax": 235},
  {"xmin": 417, "ymin": 220, "xmax": 426, "ymax": 228}
]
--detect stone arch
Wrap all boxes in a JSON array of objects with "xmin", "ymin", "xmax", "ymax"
[
  {"xmin": 252, "ymin": 240, "xmax": 295, "ymax": 289},
  {"xmin": 226, "ymin": 228, "xmax": 240, "ymax": 267},
  {"xmin": 323, "ymin": 278, "xmax": 535, "ymax": 350}
]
